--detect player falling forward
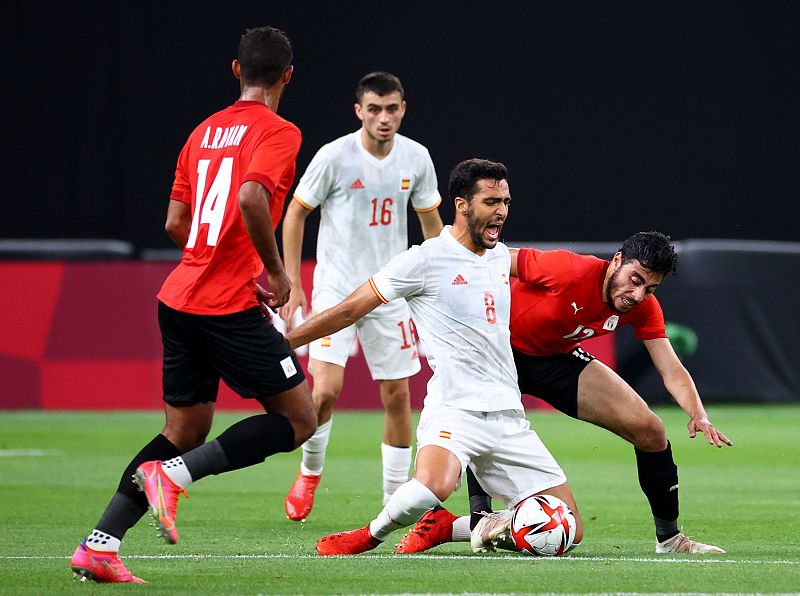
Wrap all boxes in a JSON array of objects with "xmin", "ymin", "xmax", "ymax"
[
  {"xmin": 397, "ymin": 232, "xmax": 732, "ymax": 555},
  {"xmin": 279, "ymin": 72, "xmax": 443, "ymax": 520},
  {"xmin": 282, "ymin": 158, "xmax": 584, "ymax": 555},
  {"xmin": 70, "ymin": 27, "xmax": 316, "ymax": 583}
]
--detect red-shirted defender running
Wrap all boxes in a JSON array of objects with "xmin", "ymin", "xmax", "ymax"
[{"xmin": 70, "ymin": 26, "xmax": 316, "ymax": 583}]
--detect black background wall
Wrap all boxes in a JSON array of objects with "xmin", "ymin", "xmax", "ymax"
[{"xmin": 4, "ymin": 1, "xmax": 799, "ymax": 256}]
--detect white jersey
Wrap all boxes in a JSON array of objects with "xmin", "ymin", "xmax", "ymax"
[
  {"xmin": 294, "ymin": 130, "xmax": 441, "ymax": 296},
  {"xmin": 370, "ymin": 227, "xmax": 522, "ymax": 412}
]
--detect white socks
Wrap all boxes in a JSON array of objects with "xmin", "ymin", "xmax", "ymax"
[
  {"xmin": 86, "ymin": 530, "xmax": 120, "ymax": 552},
  {"xmin": 451, "ymin": 515, "xmax": 472, "ymax": 542},
  {"xmin": 369, "ymin": 478, "xmax": 441, "ymax": 541},
  {"xmin": 300, "ymin": 418, "xmax": 332, "ymax": 476},
  {"xmin": 381, "ymin": 443, "xmax": 412, "ymax": 505},
  {"xmin": 161, "ymin": 456, "xmax": 193, "ymax": 488},
  {"xmin": 297, "ymin": 421, "xmax": 411, "ymax": 503}
]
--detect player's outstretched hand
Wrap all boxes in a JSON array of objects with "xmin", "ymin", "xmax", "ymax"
[
  {"xmin": 278, "ymin": 286, "xmax": 308, "ymax": 330},
  {"xmin": 688, "ymin": 416, "xmax": 733, "ymax": 448}
]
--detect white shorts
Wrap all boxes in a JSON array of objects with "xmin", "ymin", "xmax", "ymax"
[
  {"xmin": 416, "ymin": 405, "xmax": 567, "ymax": 508},
  {"xmin": 309, "ymin": 288, "xmax": 421, "ymax": 381}
]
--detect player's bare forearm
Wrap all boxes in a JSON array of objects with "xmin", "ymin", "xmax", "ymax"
[
  {"xmin": 285, "ymin": 283, "xmax": 383, "ymax": 349},
  {"xmin": 278, "ymin": 200, "xmax": 313, "ymax": 325},
  {"xmin": 417, "ymin": 208, "xmax": 444, "ymax": 240},
  {"xmin": 165, "ymin": 199, "xmax": 192, "ymax": 248},
  {"xmin": 239, "ymin": 182, "xmax": 284, "ymax": 275},
  {"xmin": 282, "ymin": 199, "xmax": 312, "ymax": 286},
  {"xmin": 239, "ymin": 182, "xmax": 291, "ymax": 307},
  {"xmin": 645, "ymin": 337, "xmax": 732, "ymax": 447}
]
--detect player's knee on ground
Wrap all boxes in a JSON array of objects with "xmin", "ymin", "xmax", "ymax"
[{"xmin": 573, "ymin": 518, "xmax": 585, "ymax": 545}]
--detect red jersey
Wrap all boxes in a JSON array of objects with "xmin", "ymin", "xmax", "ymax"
[
  {"xmin": 511, "ymin": 248, "xmax": 667, "ymax": 356},
  {"xmin": 158, "ymin": 101, "xmax": 301, "ymax": 315}
]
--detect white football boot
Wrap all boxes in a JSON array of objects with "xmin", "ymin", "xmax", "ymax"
[
  {"xmin": 470, "ymin": 510, "xmax": 515, "ymax": 553},
  {"xmin": 656, "ymin": 532, "xmax": 726, "ymax": 554}
]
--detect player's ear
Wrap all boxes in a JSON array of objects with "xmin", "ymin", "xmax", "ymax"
[
  {"xmin": 282, "ymin": 65, "xmax": 293, "ymax": 85},
  {"xmin": 354, "ymin": 102, "xmax": 364, "ymax": 121},
  {"xmin": 232, "ymin": 59, "xmax": 241, "ymax": 80},
  {"xmin": 454, "ymin": 196, "xmax": 468, "ymax": 215}
]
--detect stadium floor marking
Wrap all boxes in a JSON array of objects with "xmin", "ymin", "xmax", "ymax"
[
  {"xmin": 0, "ymin": 449, "xmax": 63, "ymax": 457},
  {"xmin": 2, "ymin": 554, "xmax": 797, "ymax": 565}
]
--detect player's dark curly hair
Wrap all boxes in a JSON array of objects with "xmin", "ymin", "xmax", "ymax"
[
  {"xmin": 448, "ymin": 158, "xmax": 508, "ymax": 202},
  {"xmin": 356, "ymin": 72, "xmax": 404, "ymax": 102},
  {"xmin": 619, "ymin": 231, "xmax": 678, "ymax": 275},
  {"xmin": 238, "ymin": 26, "xmax": 292, "ymax": 87}
]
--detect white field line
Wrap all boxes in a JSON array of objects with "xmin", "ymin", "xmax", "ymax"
[
  {"xmin": 0, "ymin": 449, "xmax": 63, "ymax": 457},
  {"xmin": 1, "ymin": 554, "xmax": 797, "ymax": 565}
]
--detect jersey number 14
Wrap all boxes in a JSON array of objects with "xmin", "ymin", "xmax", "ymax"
[{"xmin": 187, "ymin": 157, "xmax": 234, "ymax": 249}]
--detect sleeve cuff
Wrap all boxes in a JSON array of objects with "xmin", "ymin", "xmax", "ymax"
[
  {"xmin": 413, "ymin": 196, "xmax": 442, "ymax": 213},
  {"xmin": 369, "ymin": 273, "xmax": 398, "ymax": 304},
  {"xmin": 242, "ymin": 172, "xmax": 277, "ymax": 194}
]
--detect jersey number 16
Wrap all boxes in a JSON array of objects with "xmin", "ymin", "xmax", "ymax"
[{"xmin": 369, "ymin": 197, "xmax": 394, "ymax": 226}]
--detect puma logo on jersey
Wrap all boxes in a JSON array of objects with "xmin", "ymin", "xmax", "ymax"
[
  {"xmin": 452, "ymin": 274, "xmax": 468, "ymax": 286},
  {"xmin": 350, "ymin": 178, "xmax": 365, "ymax": 189},
  {"xmin": 571, "ymin": 302, "xmax": 584, "ymax": 315}
]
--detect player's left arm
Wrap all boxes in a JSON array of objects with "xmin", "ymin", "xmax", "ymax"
[
  {"xmin": 416, "ymin": 207, "xmax": 444, "ymax": 240},
  {"xmin": 164, "ymin": 199, "xmax": 192, "ymax": 248},
  {"xmin": 643, "ymin": 337, "xmax": 733, "ymax": 447},
  {"xmin": 239, "ymin": 180, "xmax": 291, "ymax": 309}
]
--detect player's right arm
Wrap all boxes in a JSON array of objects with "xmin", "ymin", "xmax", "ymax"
[
  {"xmin": 278, "ymin": 198, "xmax": 313, "ymax": 328},
  {"xmin": 164, "ymin": 199, "xmax": 192, "ymax": 248},
  {"xmin": 166, "ymin": 139, "xmax": 193, "ymax": 248},
  {"xmin": 285, "ymin": 282, "xmax": 382, "ymax": 349}
]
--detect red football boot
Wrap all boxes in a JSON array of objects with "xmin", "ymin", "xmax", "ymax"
[
  {"xmin": 316, "ymin": 525, "xmax": 382, "ymax": 555},
  {"xmin": 70, "ymin": 539, "xmax": 145, "ymax": 583},
  {"xmin": 395, "ymin": 507, "xmax": 459, "ymax": 553},
  {"xmin": 134, "ymin": 460, "xmax": 188, "ymax": 544},
  {"xmin": 285, "ymin": 471, "xmax": 322, "ymax": 521}
]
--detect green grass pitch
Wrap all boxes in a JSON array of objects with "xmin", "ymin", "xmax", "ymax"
[{"xmin": 1, "ymin": 404, "xmax": 798, "ymax": 594}]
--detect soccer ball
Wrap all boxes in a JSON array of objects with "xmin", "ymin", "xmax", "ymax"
[{"xmin": 510, "ymin": 494, "xmax": 576, "ymax": 556}]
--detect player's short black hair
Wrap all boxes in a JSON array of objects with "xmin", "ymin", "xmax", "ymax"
[
  {"xmin": 356, "ymin": 72, "xmax": 404, "ymax": 103},
  {"xmin": 448, "ymin": 158, "xmax": 508, "ymax": 202},
  {"xmin": 238, "ymin": 26, "xmax": 292, "ymax": 87},
  {"xmin": 619, "ymin": 231, "xmax": 678, "ymax": 275}
]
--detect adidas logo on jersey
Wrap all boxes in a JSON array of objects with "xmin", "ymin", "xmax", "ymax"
[
  {"xmin": 350, "ymin": 178, "xmax": 365, "ymax": 189},
  {"xmin": 451, "ymin": 274, "xmax": 468, "ymax": 285}
]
